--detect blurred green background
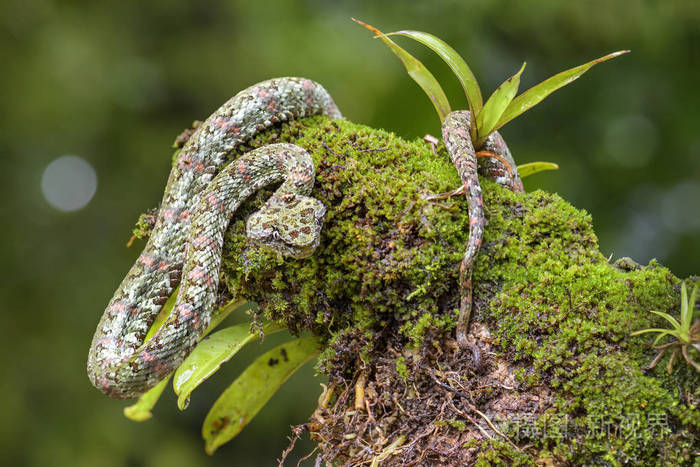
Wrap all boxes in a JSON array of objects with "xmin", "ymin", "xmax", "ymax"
[{"xmin": 2, "ymin": 1, "xmax": 698, "ymax": 465}]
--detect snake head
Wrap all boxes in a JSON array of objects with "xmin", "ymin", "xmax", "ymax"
[{"xmin": 246, "ymin": 194, "xmax": 326, "ymax": 259}]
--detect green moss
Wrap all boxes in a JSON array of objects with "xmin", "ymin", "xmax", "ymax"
[
  {"xmin": 195, "ymin": 115, "xmax": 697, "ymax": 464},
  {"xmin": 476, "ymin": 439, "xmax": 533, "ymax": 466},
  {"xmin": 219, "ymin": 116, "xmax": 469, "ymax": 342},
  {"xmin": 434, "ymin": 419, "xmax": 468, "ymax": 431},
  {"xmin": 395, "ymin": 356, "xmax": 408, "ymax": 382},
  {"xmin": 448, "ymin": 419, "xmax": 467, "ymax": 431},
  {"xmin": 130, "ymin": 208, "xmax": 158, "ymax": 241}
]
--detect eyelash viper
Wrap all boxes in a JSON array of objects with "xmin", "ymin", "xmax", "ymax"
[
  {"xmin": 87, "ymin": 77, "xmax": 522, "ymax": 400},
  {"xmin": 441, "ymin": 111, "xmax": 523, "ymax": 352},
  {"xmin": 87, "ymin": 78, "xmax": 341, "ymax": 399}
]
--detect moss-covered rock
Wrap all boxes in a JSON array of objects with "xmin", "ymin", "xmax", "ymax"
[{"xmin": 144, "ymin": 116, "xmax": 699, "ymax": 465}]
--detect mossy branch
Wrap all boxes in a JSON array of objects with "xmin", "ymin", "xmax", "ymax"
[{"xmin": 135, "ymin": 116, "xmax": 698, "ymax": 464}]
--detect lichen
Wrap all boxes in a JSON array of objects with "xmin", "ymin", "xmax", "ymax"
[{"xmin": 142, "ymin": 115, "xmax": 697, "ymax": 465}]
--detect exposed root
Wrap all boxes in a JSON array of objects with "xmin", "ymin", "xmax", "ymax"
[{"xmin": 295, "ymin": 324, "xmax": 550, "ymax": 465}]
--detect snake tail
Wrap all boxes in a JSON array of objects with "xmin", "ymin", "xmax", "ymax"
[{"xmin": 442, "ymin": 110, "xmax": 521, "ymax": 354}]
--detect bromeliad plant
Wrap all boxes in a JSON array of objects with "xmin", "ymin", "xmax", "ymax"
[
  {"xmin": 631, "ymin": 282, "xmax": 700, "ymax": 373},
  {"xmin": 354, "ymin": 19, "xmax": 629, "ymax": 177}
]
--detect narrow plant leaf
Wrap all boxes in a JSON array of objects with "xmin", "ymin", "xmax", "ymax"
[
  {"xmin": 353, "ymin": 19, "xmax": 451, "ymax": 121},
  {"xmin": 144, "ymin": 289, "xmax": 244, "ymax": 343},
  {"xmin": 144, "ymin": 286, "xmax": 179, "ymax": 341},
  {"xmin": 494, "ymin": 50, "xmax": 629, "ymax": 132},
  {"xmin": 206, "ymin": 299, "xmax": 250, "ymax": 334},
  {"xmin": 630, "ymin": 328, "xmax": 674, "ymax": 337},
  {"xmin": 122, "ymin": 289, "xmax": 181, "ymax": 421},
  {"xmin": 476, "ymin": 62, "xmax": 526, "ymax": 145},
  {"xmin": 517, "ymin": 161, "xmax": 559, "ymax": 178},
  {"xmin": 649, "ymin": 310, "xmax": 682, "ymax": 331},
  {"xmin": 202, "ymin": 337, "xmax": 320, "ymax": 454},
  {"xmin": 174, "ymin": 321, "xmax": 287, "ymax": 410},
  {"xmin": 630, "ymin": 328, "xmax": 674, "ymax": 348},
  {"xmin": 123, "ymin": 376, "xmax": 171, "ymax": 422},
  {"xmin": 690, "ymin": 284, "xmax": 699, "ymax": 320},
  {"xmin": 125, "ymin": 292, "xmax": 248, "ymax": 419},
  {"xmin": 383, "ymin": 30, "xmax": 483, "ymax": 126},
  {"xmin": 652, "ymin": 331, "xmax": 674, "ymax": 348},
  {"xmin": 680, "ymin": 283, "xmax": 690, "ymax": 331}
]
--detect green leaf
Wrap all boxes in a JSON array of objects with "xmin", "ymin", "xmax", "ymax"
[
  {"xmin": 206, "ymin": 299, "xmax": 250, "ymax": 334},
  {"xmin": 630, "ymin": 328, "xmax": 676, "ymax": 348},
  {"xmin": 649, "ymin": 310, "xmax": 681, "ymax": 331},
  {"xmin": 173, "ymin": 321, "xmax": 286, "ymax": 410},
  {"xmin": 125, "ymin": 291, "xmax": 249, "ymax": 419},
  {"xmin": 202, "ymin": 337, "xmax": 320, "ymax": 454},
  {"xmin": 517, "ymin": 161, "xmax": 559, "ymax": 178},
  {"xmin": 353, "ymin": 19, "xmax": 451, "ymax": 121},
  {"xmin": 123, "ymin": 376, "xmax": 170, "ymax": 422},
  {"xmin": 144, "ymin": 286, "xmax": 180, "ymax": 342},
  {"xmin": 652, "ymin": 331, "xmax": 674, "ymax": 348},
  {"xmin": 680, "ymin": 282, "xmax": 690, "ymax": 331},
  {"xmin": 630, "ymin": 328, "xmax": 675, "ymax": 337},
  {"xmin": 494, "ymin": 50, "xmax": 630, "ymax": 132},
  {"xmin": 690, "ymin": 284, "xmax": 699, "ymax": 320},
  {"xmin": 630, "ymin": 328, "xmax": 674, "ymax": 340},
  {"xmin": 475, "ymin": 62, "xmax": 526, "ymax": 146},
  {"xmin": 122, "ymin": 289, "xmax": 181, "ymax": 421},
  {"xmin": 383, "ymin": 30, "xmax": 483, "ymax": 127},
  {"xmin": 679, "ymin": 283, "xmax": 698, "ymax": 331}
]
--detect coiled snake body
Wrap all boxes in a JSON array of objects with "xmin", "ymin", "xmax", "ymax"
[{"xmin": 87, "ymin": 77, "xmax": 521, "ymax": 400}]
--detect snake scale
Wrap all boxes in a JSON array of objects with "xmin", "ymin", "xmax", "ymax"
[{"xmin": 87, "ymin": 77, "xmax": 521, "ymax": 400}]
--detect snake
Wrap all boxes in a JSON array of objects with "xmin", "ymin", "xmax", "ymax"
[
  {"xmin": 87, "ymin": 78, "xmax": 521, "ymax": 400},
  {"xmin": 87, "ymin": 78, "xmax": 341, "ymax": 399},
  {"xmin": 441, "ymin": 111, "xmax": 523, "ymax": 351}
]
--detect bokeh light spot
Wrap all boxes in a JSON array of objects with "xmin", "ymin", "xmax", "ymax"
[{"xmin": 41, "ymin": 155, "xmax": 97, "ymax": 212}]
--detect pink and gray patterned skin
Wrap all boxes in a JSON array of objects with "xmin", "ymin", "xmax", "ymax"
[
  {"xmin": 87, "ymin": 78, "xmax": 341, "ymax": 399},
  {"xmin": 441, "ymin": 110, "xmax": 521, "ymax": 351},
  {"xmin": 478, "ymin": 129, "xmax": 524, "ymax": 194}
]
